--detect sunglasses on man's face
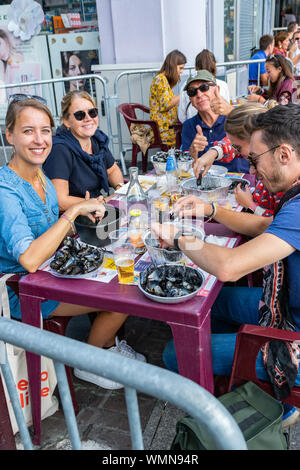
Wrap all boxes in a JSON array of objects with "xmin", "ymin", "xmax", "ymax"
[
  {"xmin": 8, "ymin": 93, "xmax": 47, "ymax": 105},
  {"xmin": 73, "ymin": 108, "xmax": 98, "ymax": 121},
  {"xmin": 186, "ymin": 82, "xmax": 216, "ymax": 97}
]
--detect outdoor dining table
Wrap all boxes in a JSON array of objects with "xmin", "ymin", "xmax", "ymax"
[
  {"xmin": 18, "ymin": 219, "xmax": 242, "ymax": 443},
  {"xmin": 18, "ymin": 171, "xmax": 254, "ymax": 443}
]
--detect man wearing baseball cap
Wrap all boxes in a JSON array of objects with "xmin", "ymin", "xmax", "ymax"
[{"xmin": 181, "ymin": 70, "xmax": 242, "ymax": 172}]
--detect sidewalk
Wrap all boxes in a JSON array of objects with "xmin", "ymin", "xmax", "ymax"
[{"xmin": 14, "ymin": 313, "xmax": 300, "ymax": 451}]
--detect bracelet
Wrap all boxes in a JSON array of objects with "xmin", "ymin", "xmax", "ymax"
[
  {"xmin": 250, "ymin": 203, "xmax": 257, "ymax": 212},
  {"xmin": 61, "ymin": 214, "xmax": 76, "ymax": 235},
  {"xmin": 206, "ymin": 202, "xmax": 217, "ymax": 222}
]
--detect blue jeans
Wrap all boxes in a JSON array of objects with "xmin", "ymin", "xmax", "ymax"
[{"xmin": 163, "ymin": 286, "xmax": 300, "ymax": 386}]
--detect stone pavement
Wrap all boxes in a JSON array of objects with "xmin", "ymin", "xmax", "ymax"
[{"xmin": 13, "ymin": 313, "xmax": 300, "ymax": 451}]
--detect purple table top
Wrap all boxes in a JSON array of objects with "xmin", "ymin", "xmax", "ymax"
[{"xmin": 19, "ymin": 223, "xmax": 241, "ymax": 328}]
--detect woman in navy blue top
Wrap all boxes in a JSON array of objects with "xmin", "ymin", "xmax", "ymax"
[
  {"xmin": 43, "ymin": 90, "xmax": 124, "ymax": 212},
  {"xmin": 0, "ymin": 97, "xmax": 145, "ymax": 389}
]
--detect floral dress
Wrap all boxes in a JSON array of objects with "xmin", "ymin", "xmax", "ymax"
[{"xmin": 149, "ymin": 73, "xmax": 177, "ymax": 147}]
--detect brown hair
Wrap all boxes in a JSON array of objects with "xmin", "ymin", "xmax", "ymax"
[
  {"xmin": 195, "ymin": 49, "xmax": 217, "ymax": 76},
  {"xmin": 6, "ymin": 98, "xmax": 54, "ymax": 189},
  {"xmin": 159, "ymin": 49, "xmax": 187, "ymax": 88},
  {"xmin": 60, "ymin": 90, "xmax": 96, "ymax": 122},
  {"xmin": 274, "ymin": 30, "xmax": 290, "ymax": 48},
  {"xmin": 224, "ymin": 103, "xmax": 267, "ymax": 140},
  {"xmin": 265, "ymin": 54, "xmax": 294, "ymax": 98}
]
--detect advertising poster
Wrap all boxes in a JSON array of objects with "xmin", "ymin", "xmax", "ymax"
[
  {"xmin": 48, "ymin": 31, "xmax": 100, "ymax": 113},
  {"xmin": 0, "ymin": 5, "xmax": 52, "ymax": 118}
]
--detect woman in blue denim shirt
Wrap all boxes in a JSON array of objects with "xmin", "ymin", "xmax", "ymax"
[{"xmin": 0, "ymin": 97, "xmax": 146, "ymax": 389}]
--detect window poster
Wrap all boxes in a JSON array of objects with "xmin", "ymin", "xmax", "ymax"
[{"xmin": 0, "ymin": 5, "xmax": 52, "ymax": 118}]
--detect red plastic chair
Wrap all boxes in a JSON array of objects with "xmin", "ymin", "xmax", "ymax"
[
  {"xmin": 228, "ymin": 324, "xmax": 300, "ymax": 407},
  {"xmin": 118, "ymin": 103, "xmax": 169, "ymax": 173},
  {"xmin": 3, "ymin": 274, "xmax": 78, "ymax": 445}
]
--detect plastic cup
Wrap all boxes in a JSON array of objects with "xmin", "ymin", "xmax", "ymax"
[{"xmin": 112, "ymin": 243, "xmax": 135, "ymax": 284}]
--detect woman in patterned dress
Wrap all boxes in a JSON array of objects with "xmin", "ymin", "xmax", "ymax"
[{"xmin": 149, "ymin": 50, "xmax": 186, "ymax": 147}]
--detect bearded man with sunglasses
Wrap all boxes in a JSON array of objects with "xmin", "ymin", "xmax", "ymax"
[
  {"xmin": 153, "ymin": 104, "xmax": 300, "ymax": 426},
  {"xmin": 181, "ymin": 71, "xmax": 242, "ymax": 173}
]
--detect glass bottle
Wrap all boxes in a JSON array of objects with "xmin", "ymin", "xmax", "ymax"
[{"xmin": 126, "ymin": 167, "xmax": 148, "ymax": 214}]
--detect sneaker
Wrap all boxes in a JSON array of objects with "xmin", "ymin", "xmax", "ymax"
[
  {"xmin": 282, "ymin": 406, "xmax": 300, "ymax": 428},
  {"xmin": 74, "ymin": 338, "xmax": 146, "ymax": 390},
  {"xmin": 109, "ymin": 337, "xmax": 147, "ymax": 363},
  {"xmin": 74, "ymin": 367, "xmax": 124, "ymax": 390}
]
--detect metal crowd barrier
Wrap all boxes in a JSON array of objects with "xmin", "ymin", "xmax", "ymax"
[
  {"xmin": 113, "ymin": 59, "xmax": 265, "ymax": 172},
  {"xmin": 0, "ymin": 74, "xmax": 113, "ymax": 165},
  {"xmin": 0, "ymin": 59, "xmax": 265, "ymax": 173},
  {"xmin": 0, "ymin": 316, "xmax": 247, "ymax": 450}
]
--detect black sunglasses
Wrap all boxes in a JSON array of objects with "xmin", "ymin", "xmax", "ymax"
[
  {"xmin": 8, "ymin": 93, "xmax": 47, "ymax": 105},
  {"xmin": 73, "ymin": 108, "xmax": 98, "ymax": 121},
  {"xmin": 186, "ymin": 82, "xmax": 216, "ymax": 97},
  {"xmin": 247, "ymin": 145, "xmax": 280, "ymax": 169}
]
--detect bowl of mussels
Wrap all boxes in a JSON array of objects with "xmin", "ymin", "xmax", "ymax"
[
  {"xmin": 138, "ymin": 264, "xmax": 204, "ymax": 304},
  {"xmin": 49, "ymin": 237, "xmax": 104, "ymax": 278}
]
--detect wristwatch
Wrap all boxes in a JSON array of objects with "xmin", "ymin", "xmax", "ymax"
[{"xmin": 173, "ymin": 230, "xmax": 194, "ymax": 251}]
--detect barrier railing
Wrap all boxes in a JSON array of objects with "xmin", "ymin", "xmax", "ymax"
[
  {"xmin": 0, "ymin": 316, "xmax": 247, "ymax": 450},
  {"xmin": 0, "ymin": 74, "xmax": 113, "ymax": 164},
  {"xmin": 0, "ymin": 59, "xmax": 265, "ymax": 173},
  {"xmin": 113, "ymin": 59, "xmax": 265, "ymax": 172}
]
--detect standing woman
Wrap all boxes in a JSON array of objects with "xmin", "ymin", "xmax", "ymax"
[
  {"xmin": 248, "ymin": 54, "xmax": 297, "ymax": 105},
  {"xmin": 149, "ymin": 49, "xmax": 186, "ymax": 147},
  {"xmin": 43, "ymin": 90, "xmax": 124, "ymax": 212},
  {"xmin": 0, "ymin": 97, "xmax": 145, "ymax": 390}
]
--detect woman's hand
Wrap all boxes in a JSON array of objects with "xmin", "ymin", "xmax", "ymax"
[
  {"xmin": 174, "ymin": 195, "xmax": 212, "ymax": 219},
  {"xmin": 247, "ymin": 93, "xmax": 260, "ymax": 102},
  {"xmin": 248, "ymin": 85, "xmax": 261, "ymax": 94},
  {"xmin": 193, "ymin": 149, "xmax": 218, "ymax": 178},
  {"xmin": 234, "ymin": 184, "xmax": 254, "ymax": 209},
  {"xmin": 75, "ymin": 190, "xmax": 106, "ymax": 223},
  {"xmin": 150, "ymin": 222, "xmax": 179, "ymax": 249}
]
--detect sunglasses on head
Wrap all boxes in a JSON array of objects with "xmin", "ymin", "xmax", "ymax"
[
  {"xmin": 8, "ymin": 93, "xmax": 47, "ymax": 105},
  {"xmin": 186, "ymin": 82, "xmax": 215, "ymax": 97},
  {"xmin": 73, "ymin": 108, "xmax": 98, "ymax": 121}
]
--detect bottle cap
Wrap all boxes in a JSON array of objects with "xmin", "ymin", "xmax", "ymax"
[{"xmin": 129, "ymin": 209, "xmax": 142, "ymax": 217}]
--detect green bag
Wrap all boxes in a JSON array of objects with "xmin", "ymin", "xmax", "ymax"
[{"xmin": 171, "ymin": 381, "xmax": 287, "ymax": 450}]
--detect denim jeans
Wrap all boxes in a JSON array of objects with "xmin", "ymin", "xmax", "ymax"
[{"xmin": 163, "ymin": 286, "xmax": 300, "ymax": 386}]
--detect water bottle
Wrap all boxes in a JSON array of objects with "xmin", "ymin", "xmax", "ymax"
[
  {"xmin": 126, "ymin": 167, "xmax": 148, "ymax": 215},
  {"xmin": 166, "ymin": 149, "xmax": 178, "ymax": 190}
]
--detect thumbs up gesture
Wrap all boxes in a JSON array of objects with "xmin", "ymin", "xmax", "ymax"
[
  {"xmin": 210, "ymin": 86, "xmax": 233, "ymax": 116},
  {"xmin": 189, "ymin": 125, "xmax": 208, "ymax": 160}
]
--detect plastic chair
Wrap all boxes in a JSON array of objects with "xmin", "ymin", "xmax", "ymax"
[
  {"xmin": 118, "ymin": 103, "xmax": 169, "ymax": 173},
  {"xmin": 2, "ymin": 274, "xmax": 79, "ymax": 445},
  {"xmin": 228, "ymin": 324, "xmax": 300, "ymax": 407}
]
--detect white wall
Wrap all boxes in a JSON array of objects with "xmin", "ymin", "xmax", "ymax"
[
  {"xmin": 96, "ymin": 0, "xmax": 207, "ymax": 65},
  {"xmin": 161, "ymin": 0, "xmax": 207, "ymax": 66}
]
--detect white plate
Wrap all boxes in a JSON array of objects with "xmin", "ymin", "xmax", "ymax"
[
  {"xmin": 49, "ymin": 265, "xmax": 101, "ymax": 279},
  {"xmin": 115, "ymin": 175, "xmax": 157, "ymax": 194}
]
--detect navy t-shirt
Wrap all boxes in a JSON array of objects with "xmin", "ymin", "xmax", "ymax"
[
  {"xmin": 44, "ymin": 136, "xmax": 115, "ymax": 198},
  {"xmin": 181, "ymin": 113, "xmax": 249, "ymax": 173},
  {"xmin": 266, "ymin": 195, "xmax": 300, "ymax": 330}
]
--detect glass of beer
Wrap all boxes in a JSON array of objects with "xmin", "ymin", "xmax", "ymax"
[{"xmin": 113, "ymin": 243, "xmax": 135, "ymax": 284}]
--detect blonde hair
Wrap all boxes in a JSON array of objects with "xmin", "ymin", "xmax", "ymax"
[
  {"xmin": 60, "ymin": 90, "xmax": 96, "ymax": 122},
  {"xmin": 6, "ymin": 98, "xmax": 54, "ymax": 190},
  {"xmin": 224, "ymin": 103, "xmax": 268, "ymax": 140}
]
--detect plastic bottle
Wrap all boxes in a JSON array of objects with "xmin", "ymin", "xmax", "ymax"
[{"xmin": 165, "ymin": 149, "xmax": 178, "ymax": 190}]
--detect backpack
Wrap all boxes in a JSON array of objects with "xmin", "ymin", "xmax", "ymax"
[{"xmin": 171, "ymin": 381, "xmax": 287, "ymax": 450}]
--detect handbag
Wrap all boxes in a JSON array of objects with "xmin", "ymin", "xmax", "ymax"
[
  {"xmin": 0, "ymin": 274, "xmax": 59, "ymax": 435},
  {"xmin": 171, "ymin": 381, "xmax": 287, "ymax": 450}
]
